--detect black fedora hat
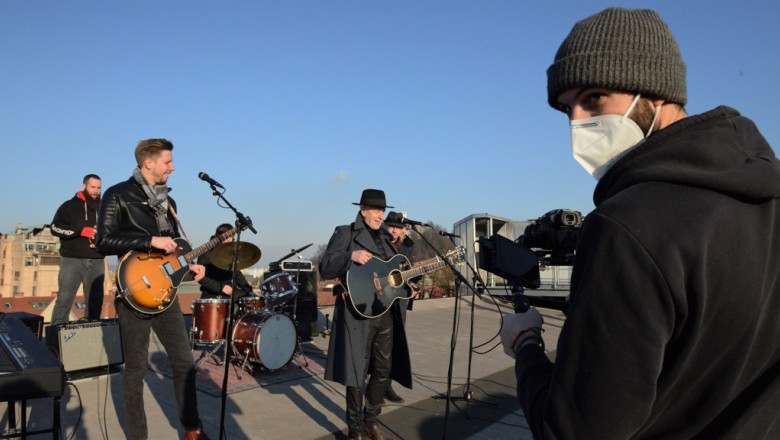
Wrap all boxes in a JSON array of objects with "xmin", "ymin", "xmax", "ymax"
[
  {"xmin": 352, "ymin": 188, "xmax": 394, "ymax": 209},
  {"xmin": 385, "ymin": 211, "xmax": 405, "ymax": 228}
]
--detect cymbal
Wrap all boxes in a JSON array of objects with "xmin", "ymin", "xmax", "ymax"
[{"xmin": 209, "ymin": 242, "xmax": 261, "ymax": 270}]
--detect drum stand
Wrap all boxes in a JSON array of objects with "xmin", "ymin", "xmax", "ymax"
[
  {"xmin": 193, "ymin": 339, "xmax": 226, "ymax": 370},
  {"xmin": 232, "ymin": 348, "xmax": 255, "ymax": 380}
]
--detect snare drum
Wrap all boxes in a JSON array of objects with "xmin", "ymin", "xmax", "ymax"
[
  {"xmin": 237, "ymin": 295, "xmax": 266, "ymax": 314},
  {"xmin": 261, "ymin": 272, "xmax": 298, "ymax": 308},
  {"xmin": 231, "ymin": 312, "xmax": 296, "ymax": 370},
  {"xmin": 191, "ymin": 298, "xmax": 229, "ymax": 343}
]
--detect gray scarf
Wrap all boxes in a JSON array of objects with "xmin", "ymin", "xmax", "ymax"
[{"xmin": 132, "ymin": 168, "xmax": 173, "ymax": 235}]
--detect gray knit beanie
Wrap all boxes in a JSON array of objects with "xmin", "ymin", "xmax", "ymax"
[{"xmin": 547, "ymin": 7, "xmax": 687, "ymax": 109}]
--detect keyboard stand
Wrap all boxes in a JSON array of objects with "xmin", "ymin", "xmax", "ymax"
[{"xmin": 2, "ymin": 397, "xmax": 61, "ymax": 439}]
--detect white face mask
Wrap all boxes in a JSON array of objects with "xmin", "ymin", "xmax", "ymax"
[{"xmin": 570, "ymin": 94, "xmax": 660, "ymax": 180}]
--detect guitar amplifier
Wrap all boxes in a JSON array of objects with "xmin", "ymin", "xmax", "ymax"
[
  {"xmin": 281, "ymin": 260, "xmax": 313, "ymax": 272},
  {"xmin": 45, "ymin": 320, "xmax": 124, "ymax": 375}
]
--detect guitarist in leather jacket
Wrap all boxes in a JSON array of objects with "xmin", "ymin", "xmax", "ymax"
[
  {"xmin": 95, "ymin": 139, "xmax": 208, "ymax": 440},
  {"xmin": 319, "ymin": 189, "xmax": 413, "ymax": 440}
]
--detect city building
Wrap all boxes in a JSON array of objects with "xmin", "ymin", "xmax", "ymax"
[{"xmin": 0, "ymin": 223, "xmax": 62, "ymax": 298}]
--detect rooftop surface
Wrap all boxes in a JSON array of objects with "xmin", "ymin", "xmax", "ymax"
[{"xmin": 2, "ymin": 293, "xmax": 564, "ymax": 439}]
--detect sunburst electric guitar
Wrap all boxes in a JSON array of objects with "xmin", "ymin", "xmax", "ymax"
[
  {"xmin": 343, "ymin": 246, "xmax": 466, "ymax": 318},
  {"xmin": 115, "ymin": 227, "xmax": 238, "ymax": 314}
]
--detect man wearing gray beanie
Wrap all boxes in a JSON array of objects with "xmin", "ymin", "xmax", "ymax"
[{"xmin": 500, "ymin": 7, "xmax": 780, "ymax": 439}]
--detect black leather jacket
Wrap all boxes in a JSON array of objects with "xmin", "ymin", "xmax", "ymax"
[{"xmin": 95, "ymin": 177, "xmax": 180, "ymax": 257}]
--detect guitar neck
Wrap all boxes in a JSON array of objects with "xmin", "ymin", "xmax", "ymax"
[
  {"xmin": 184, "ymin": 228, "xmax": 238, "ymax": 264},
  {"xmin": 401, "ymin": 256, "xmax": 448, "ymax": 281}
]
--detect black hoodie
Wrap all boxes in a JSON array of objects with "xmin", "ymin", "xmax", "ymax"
[
  {"xmin": 50, "ymin": 191, "xmax": 103, "ymax": 259},
  {"xmin": 517, "ymin": 107, "xmax": 780, "ymax": 439}
]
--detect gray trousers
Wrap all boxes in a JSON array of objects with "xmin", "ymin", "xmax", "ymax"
[
  {"xmin": 116, "ymin": 299, "xmax": 200, "ymax": 439},
  {"xmin": 51, "ymin": 257, "xmax": 105, "ymax": 325}
]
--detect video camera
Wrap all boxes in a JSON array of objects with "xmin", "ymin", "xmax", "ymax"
[
  {"xmin": 477, "ymin": 209, "xmax": 583, "ymax": 311},
  {"xmin": 521, "ymin": 209, "xmax": 583, "ymax": 267},
  {"xmin": 478, "ymin": 209, "xmax": 583, "ymax": 286}
]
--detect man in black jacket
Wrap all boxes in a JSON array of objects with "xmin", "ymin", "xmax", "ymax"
[
  {"xmin": 500, "ymin": 7, "xmax": 780, "ymax": 439},
  {"xmin": 382, "ymin": 211, "xmax": 420, "ymax": 405},
  {"xmin": 50, "ymin": 174, "xmax": 105, "ymax": 325},
  {"xmin": 320, "ymin": 190, "xmax": 412, "ymax": 440},
  {"xmin": 96, "ymin": 139, "xmax": 208, "ymax": 440}
]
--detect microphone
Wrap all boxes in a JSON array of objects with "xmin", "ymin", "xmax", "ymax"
[
  {"xmin": 198, "ymin": 172, "xmax": 224, "ymax": 189},
  {"xmin": 438, "ymin": 230, "xmax": 460, "ymax": 238},
  {"xmin": 399, "ymin": 217, "xmax": 426, "ymax": 227}
]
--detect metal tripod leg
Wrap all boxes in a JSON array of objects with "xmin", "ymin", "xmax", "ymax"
[
  {"xmin": 194, "ymin": 340, "xmax": 225, "ymax": 370},
  {"xmin": 293, "ymin": 337, "xmax": 309, "ymax": 368},
  {"xmin": 233, "ymin": 349, "xmax": 254, "ymax": 380}
]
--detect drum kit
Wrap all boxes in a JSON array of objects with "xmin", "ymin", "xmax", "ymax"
[{"xmin": 189, "ymin": 242, "xmax": 313, "ymax": 376}]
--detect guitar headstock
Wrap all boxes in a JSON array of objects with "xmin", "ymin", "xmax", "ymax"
[{"xmin": 445, "ymin": 246, "xmax": 467, "ymax": 265}]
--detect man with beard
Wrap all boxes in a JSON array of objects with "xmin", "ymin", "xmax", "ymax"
[
  {"xmin": 381, "ymin": 211, "xmax": 421, "ymax": 405},
  {"xmin": 50, "ymin": 174, "xmax": 105, "ymax": 325},
  {"xmin": 320, "ymin": 190, "xmax": 412, "ymax": 440},
  {"xmin": 96, "ymin": 139, "xmax": 208, "ymax": 439},
  {"xmin": 500, "ymin": 7, "xmax": 780, "ymax": 439}
]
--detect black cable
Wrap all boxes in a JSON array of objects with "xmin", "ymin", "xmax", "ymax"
[
  {"xmin": 98, "ymin": 321, "xmax": 119, "ymax": 440},
  {"xmin": 64, "ymin": 381, "xmax": 83, "ymax": 440},
  {"xmin": 470, "ymin": 281, "xmax": 512, "ymax": 351}
]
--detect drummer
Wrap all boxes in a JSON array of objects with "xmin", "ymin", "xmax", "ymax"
[{"xmin": 197, "ymin": 223, "xmax": 255, "ymax": 315}]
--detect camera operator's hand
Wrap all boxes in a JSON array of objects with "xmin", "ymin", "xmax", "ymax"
[{"xmin": 500, "ymin": 308, "xmax": 543, "ymax": 359}]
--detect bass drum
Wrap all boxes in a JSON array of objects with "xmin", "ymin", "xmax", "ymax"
[{"xmin": 231, "ymin": 312, "xmax": 296, "ymax": 371}]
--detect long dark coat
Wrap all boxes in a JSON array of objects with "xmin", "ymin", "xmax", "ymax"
[
  {"xmin": 386, "ymin": 230, "xmax": 416, "ymax": 323},
  {"xmin": 320, "ymin": 213, "xmax": 413, "ymax": 389}
]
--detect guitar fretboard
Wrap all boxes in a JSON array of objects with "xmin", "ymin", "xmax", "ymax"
[
  {"xmin": 400, "ymin": 247, "xmax": 465, "ymax": 281},
  {"xmin": 184, "ymin": 228, "xmax": 237, "ymax": 264},
  {"xmin": 403, "ymin": 258, "xmax": 447, "ymax": 280}
]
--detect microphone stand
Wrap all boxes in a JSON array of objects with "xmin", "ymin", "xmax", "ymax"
[
  {"xmin": 412, "ymin": 229, "xmax": 485, "ymax": 440},
  {"xmin": 201, "ymin": 181, "xmax": 256, "ymax": 440}
]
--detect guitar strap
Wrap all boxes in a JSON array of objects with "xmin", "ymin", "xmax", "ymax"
[{"xmin": 167, "ymin": 203, "xmax": 189, "ymax": 241}]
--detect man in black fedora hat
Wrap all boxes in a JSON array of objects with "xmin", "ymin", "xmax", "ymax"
[
  {"xmin": 381, "ymin": 211, "xmax": 422, "ymax": 404},
  {"xmin": 319, "ymin": 189, "xmax": 413, "ymax": 440}
]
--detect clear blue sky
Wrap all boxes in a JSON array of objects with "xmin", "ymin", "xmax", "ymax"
[{"xmin": 2, "ymin": 1, "xmax": 778, "ymax": 268}]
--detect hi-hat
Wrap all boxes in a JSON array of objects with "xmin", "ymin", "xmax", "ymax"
[{"xmin": 209, "ymin": 242, "xmax": 261, "ymax": 270}]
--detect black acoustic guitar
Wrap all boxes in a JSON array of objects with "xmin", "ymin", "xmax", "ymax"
[
  {"xmin": 115, "ymin": 227, "xmax": 238, "ymax": 314},
  {"xmin": 344, "ymin": 246, "xmax": 466, "ymax": 318}
]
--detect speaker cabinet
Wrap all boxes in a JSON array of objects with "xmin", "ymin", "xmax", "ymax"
[
  {"xmin": 45, "ymin": 320, "xmax": 124, "ymax": 374},
  {"xmin": 284, "ymin": 266, "xmax": 319, "ymax": 339}
]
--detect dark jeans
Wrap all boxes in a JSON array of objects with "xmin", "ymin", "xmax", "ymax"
[
  {"xmin": 346, "ymin": 312, "xmax": 393, "ymax": 433},
  {"xmin": 51, "ymin": 257, "xmax": 105, "ymax": 325},
  {"xmin": 116, "ymin": 299, "xmax": 200, "ymax": 439}
]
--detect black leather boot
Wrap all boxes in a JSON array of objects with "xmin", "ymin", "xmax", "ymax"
[
  {"xmin": 384, "ymin": 382, "xmax": 404, "ymax": 403},
  {"xmin": 346, "ymin": 386, "xmax": 365, "ymax": 440},
  {"xmin": 364, "ymin": 423, "xmax": 392, "ymax": 440}
]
